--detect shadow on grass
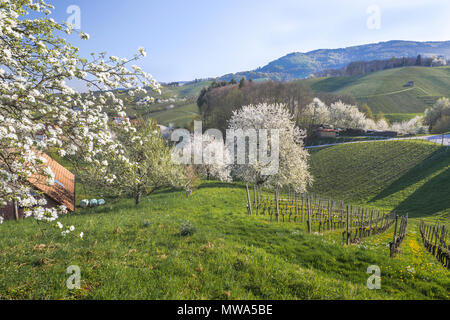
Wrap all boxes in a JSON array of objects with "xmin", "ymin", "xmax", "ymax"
[
  {"xmin": 197, "ymin": 181, "xmax": 247, "ymax": 190},
  {"xmin": 74, "ymin": 182, "xmax": 245, "ymax": 217},
  {"xmin": 370, "ymin": 148, "xmax": 449, "ymax": 204},
  {"xmin": 393, "ymin": 168, "xmax": 450, "ymax": 217}
]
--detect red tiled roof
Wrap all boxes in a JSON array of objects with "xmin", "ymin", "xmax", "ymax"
[
  {"xmin": 27, "ymin": 154, "xmax": 75, "ymax": 212},
  {"xmin": 317, "ymin": 128, "xmax": 339, "ymax": 133}
]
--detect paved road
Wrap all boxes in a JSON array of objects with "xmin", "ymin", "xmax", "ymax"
[{"xmin": 306, "ymin": 134, "xmax": 450, "ymax": 149}]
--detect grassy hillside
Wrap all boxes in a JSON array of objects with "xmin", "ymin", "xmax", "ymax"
[
  {"xmin": 0, "ymin": 182, "xmax": 448, "ymax": 300},
  {"xmin": 384, "ymin": 113, "xmax": 424, "ymax": 123},
  {"xmin": 161, "ymin": 81, "xmax": 213, "ymax": 99},
  {"xmin": 148, "ymin": 103, "xmax": 200, "ymax": 128},
  {"xmin": 309, "ymin": 140, "xmax": 450, "ymax": 222},
  {"xmin": 309, "ymin": 66, "xmax": 450, "ymax": 113},
  {"xmin": 125, "ymin": 81, "xmax": 208, "ymax": 128}
]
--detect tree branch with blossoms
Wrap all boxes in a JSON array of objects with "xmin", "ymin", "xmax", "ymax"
[{"xmin": 0, "ymin": 0, "xmax": 159, "ymax": 234}]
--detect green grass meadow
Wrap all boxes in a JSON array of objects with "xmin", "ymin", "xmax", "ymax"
[{"xmin": 0, "ymin": 183, "xmax": 448, "ymax": 300}]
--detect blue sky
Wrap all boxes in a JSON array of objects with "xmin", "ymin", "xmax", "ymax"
[{"xmin": 48, "ymin": 0, "xmax": 450, "ymax": 83}]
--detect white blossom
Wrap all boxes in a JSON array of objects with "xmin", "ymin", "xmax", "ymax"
[
  {"xmin": 0, "ymin": 1, "xmax": 159, "ymax": 231},
  {"xmin": 228, "ymin": 103, "xmax": 312, "ymax": 192}
]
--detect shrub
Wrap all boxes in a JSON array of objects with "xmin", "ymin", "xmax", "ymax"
[
  {"xmin": 180, "ymin": 220, "xmax": 196, "ymax": 236},
  {"xmin": 143, "ymin": 221, "xmax": 152, "ymax": 228},
  {"xmin": 431, "ymin": 115, "xmax": 450, "ymax": 134}
]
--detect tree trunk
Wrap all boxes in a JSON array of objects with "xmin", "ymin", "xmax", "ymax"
[
  {"xmin": 13, "ymin": 200, "xmax": 19, "ymax": 221},
  {"xmin": 135, "ymin": 192, "xmax": 142, "ymax": 205},
  {"xmin": 246, "ymin": 184, "xmax": 253, "ymax": 215}
]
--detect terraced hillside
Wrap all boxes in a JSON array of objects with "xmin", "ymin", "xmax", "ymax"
[
  {"xmin": 309, "ymin": 66, "xmax": 450, "ymax": 113},
  {"xmin": 309, "ymin": 140, "xmax": 450, "ymax": 222}
]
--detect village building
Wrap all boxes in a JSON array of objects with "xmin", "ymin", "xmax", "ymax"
[
  {"xmin": 316, "ymin": 127, "xmax": 339, "ymax": 138},
  {"xmin": 0, "ymin": 153, "xmax": 75, "ymax": 221}
]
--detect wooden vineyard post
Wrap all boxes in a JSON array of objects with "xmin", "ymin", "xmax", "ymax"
[
  {"xmin": 358, "ymin": 208, "xmax": 362, "ymax": 239},
  {"xmin": 430, "ymin": 225, "xmax": 435, "ymax": 253},
  {"xmin": 256, "ymin": 185, "xmax": 262, "ymax": 206},
  {"xmin": 433, "ymin": 224, "xmax": 439, "ymax": 256},
  {"xmin": 328, "ymin": 201, "xmax": 333, "ymax": 231},
  {"xmin": 275, "ymin": 186, "xmax": 280, "ymax": 222},
  {"xmin": 346, "ymin": 205, "xmax": 350, "ymax": 245},
  {"xmin": 362, "ymin": 209, "xmax": 365, "ymax": 237},
  {"xmin": 375, "ymin": 211, "xmax": 380, "ymax": 234},
  {"xmin": 253, "ymin": 185, "xmax": 257, "ymax": 215},
  {"xmin": 307, "ymin": 197, "xmax": 312, "ymax": 233},
  {"xmin": 301, "ymin": 196, "xmax": 304, "ymax": 223},
  {"xmin": 368, "ymin": 211, "xmax": 373, "ymax": 236},
  {"xmin": 349, "ymin": 206, "xmax": 353, "ymax": 235},
  {"xmin": 390, "ymin": 215, "xmax": 399, "ymax": 258},
  {"xmin": 246, "ymin": 184, "xmax": 253, "ymax": 215},
  {"xmin": 328, "ymin": 200, "xmax": 332, "ymax": 231}
]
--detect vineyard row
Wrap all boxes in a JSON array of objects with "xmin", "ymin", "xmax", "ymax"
[{"xmin": 245, "ymin": 185, "xmax": 399, "ymax": 245}]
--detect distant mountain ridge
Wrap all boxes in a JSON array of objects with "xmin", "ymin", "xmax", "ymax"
[{"xmin": 219, "ymin": 40, "xmax": 450, "ymax": 81}]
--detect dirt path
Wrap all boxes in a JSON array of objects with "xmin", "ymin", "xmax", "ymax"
[{"xmin": 355, "ymin": 86, "xmax": 430, "ymax": 99}]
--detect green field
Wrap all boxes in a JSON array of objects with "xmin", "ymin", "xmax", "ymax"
[
  {"xmin": 148, "ymin": 103, "xmax": 200, "ymax": 128},
  {"xmin": 161, "ymin": 80, "xmax": 213, "ymax": 99},
  {"xmin": 308, "ymin": 66, "xmax": 450, "ymax": 114},
  {"xmin": 0, "ymin": 140, "xmax": 448, "ymax": 300},
  {"xmin": 130, "ymin": 81, "xmax": 209, "ymax": 128},
  {"xmin": 384, "ymin": 113, "xmax": 424, "ymax": 123}
]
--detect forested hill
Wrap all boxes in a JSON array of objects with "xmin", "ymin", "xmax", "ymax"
[{"xmin": 219, "ymin": 40, "xmax": 450, "ymax": 81}]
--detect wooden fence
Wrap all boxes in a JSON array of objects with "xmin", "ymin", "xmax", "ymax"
[
  {"xmin": 245, "ymin": 184, "xmax": 396, "ymax": 245},
  {"xmin": 419, "ymin": 221, "xmax": 449, "ymax": 269}
]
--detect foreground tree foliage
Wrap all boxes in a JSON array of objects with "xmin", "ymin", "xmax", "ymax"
[
  {"xmin": 299, "ymin": 98, "xmax": 427, "ymax": 135},
  {"xmin": 299, "ymin": 98, "xmax": 390, "ymax": 132},
  {"xmin": 424, "ymin": 97, "xmax": 450, "ymax": 133},
  {"xmin": 75, "ymin": 120, "xmax": 188, "ymax": 205},
  {"xmin": 0, "ymin": 0, "xmax": 158, "ymax": 222}
]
